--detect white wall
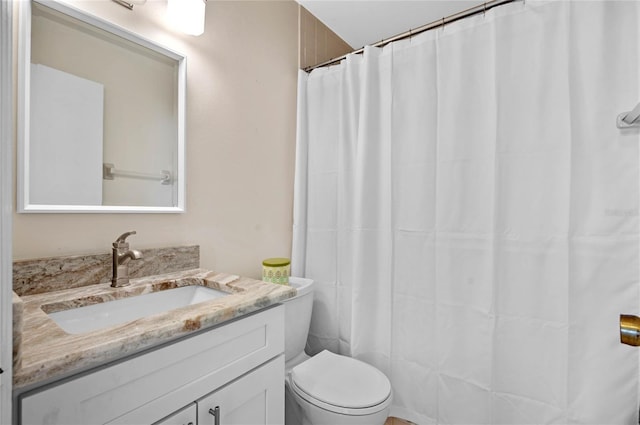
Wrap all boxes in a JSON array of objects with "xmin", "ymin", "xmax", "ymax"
[{"xmin": 13, "ymin": 0, "xmax": 299, "ymax": 279}]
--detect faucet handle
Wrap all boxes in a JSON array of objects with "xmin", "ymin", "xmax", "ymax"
[{"xmin": 114, "ymin": 231, "xmax": 137, "ymax": 247}]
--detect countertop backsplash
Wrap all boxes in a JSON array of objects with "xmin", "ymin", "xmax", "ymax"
[{"xmin": 13, "ymin": 245, "xmax": 199, "ymax": 296}]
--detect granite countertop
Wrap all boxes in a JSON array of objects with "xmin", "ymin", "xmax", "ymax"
[{"xmin": 13, "ymin": 268, "xmax": 296, "ymax": 389}]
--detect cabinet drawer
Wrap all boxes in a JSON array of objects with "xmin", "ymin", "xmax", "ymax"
[{"xmin": 20, "ymin": 305, "xmax": 284, "ymax": 425}]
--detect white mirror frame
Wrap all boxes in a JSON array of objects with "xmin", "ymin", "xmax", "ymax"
[{"xmin": 17, "ymin": 0, "xmax": 186, "ymax": 213}]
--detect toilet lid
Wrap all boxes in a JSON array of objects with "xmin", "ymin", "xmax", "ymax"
[{"xmin": 291, "ymin": 350, "xmax": 391, "ymax": 409}]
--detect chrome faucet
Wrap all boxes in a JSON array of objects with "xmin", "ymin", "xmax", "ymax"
[{"xmin": 111, "ymin": 231, "xmax": 143, "ymax": 287}]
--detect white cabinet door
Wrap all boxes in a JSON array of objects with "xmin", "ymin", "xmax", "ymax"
[
  {"xmin": 197, "ymin": 356, "xmax": 284, "ymax": 425},
  {"xmin": 153, "ymin": 402, "xmax": 196, "ymax": 425}
]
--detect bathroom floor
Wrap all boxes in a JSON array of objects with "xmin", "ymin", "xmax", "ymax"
[{"xmin": 386, "ymin": 417, "xmax": 414, "ymax": 425}]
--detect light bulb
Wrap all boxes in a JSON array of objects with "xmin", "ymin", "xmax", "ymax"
[{"xmin": 167, "ymin": 0, "xmax": 205, "ymax": 36}]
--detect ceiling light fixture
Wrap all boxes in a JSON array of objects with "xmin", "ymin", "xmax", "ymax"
[{"xmin": 167, "ymin": 0, "xmax": 206, "ymax": 36}]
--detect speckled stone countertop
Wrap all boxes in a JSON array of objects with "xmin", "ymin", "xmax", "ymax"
[{"xmin": 13, "ymin": 268, "xmax": 295, "ymax": 389}]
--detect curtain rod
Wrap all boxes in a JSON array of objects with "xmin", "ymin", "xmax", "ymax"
[{"xmin": 304, "ymin": 0, "xmax": 521, "ymax": 72}]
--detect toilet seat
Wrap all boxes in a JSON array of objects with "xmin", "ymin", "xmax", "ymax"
[{"xmin": 290, "ymin": 350, "xmax": 392, "ymax": 416}]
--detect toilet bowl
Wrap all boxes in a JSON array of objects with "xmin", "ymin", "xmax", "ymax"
[{"xmin": 283, "ymin": 277, "xmax": 392, "ymax": 425}]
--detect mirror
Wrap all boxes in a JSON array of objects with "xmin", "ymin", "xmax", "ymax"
[{"xmin": 18, "ymin": 0, "xmax": 186, "ymax": 213}]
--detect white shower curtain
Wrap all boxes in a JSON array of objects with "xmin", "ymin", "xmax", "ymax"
[{"xmin": 293, "ymin": 1, "xmax": 640, "ymax": 423}]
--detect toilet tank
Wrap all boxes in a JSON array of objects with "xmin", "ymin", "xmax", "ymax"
[{"xmin": 283, "ymin": 277, "xmax": 314, "ymax": 362}]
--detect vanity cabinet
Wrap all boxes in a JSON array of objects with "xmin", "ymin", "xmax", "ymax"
[{"xmin": 17, "ymin": 305, "xmax": 284, "ymax": 425}]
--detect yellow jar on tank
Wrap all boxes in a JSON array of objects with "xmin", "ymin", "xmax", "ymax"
[{"xmin": 262, "ymin": 257, "xmax": 290, "ymax": 285}]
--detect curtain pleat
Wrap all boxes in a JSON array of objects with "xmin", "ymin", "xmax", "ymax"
[{"xmin": 292, "ymin": 1, "xmax": 640, "ymax": 423}]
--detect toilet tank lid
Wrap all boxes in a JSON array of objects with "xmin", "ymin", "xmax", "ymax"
[
  {"xmin": 291, "ymin": 350, "xmax": 391, "ymax": 409},
  {"xmin": 288, "ymin": 277, "xmax": 314, "ymax": 297}
]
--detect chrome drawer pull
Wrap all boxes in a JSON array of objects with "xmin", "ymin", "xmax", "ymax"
[{"xmin": 208, "ymin": 406, "xmax": 220, "ymax": 425}]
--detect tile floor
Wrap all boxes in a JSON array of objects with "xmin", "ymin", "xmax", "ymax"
[{"xmin": 385, "ymin": 417, "xmax": 414, "ymax": 425}]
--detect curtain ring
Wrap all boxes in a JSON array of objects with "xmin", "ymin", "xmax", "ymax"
[
  {"xmin": 441, "ymin": 16, "xmax": 445, "ymax": 30},
  {"xmin": 483, "ymin": 2, "xmax": 487, "ymax": 17}
]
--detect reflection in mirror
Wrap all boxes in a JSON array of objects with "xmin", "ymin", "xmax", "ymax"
[{"xmin": 18, "ymin": 0, "xmax": 186, "ymax": 213}]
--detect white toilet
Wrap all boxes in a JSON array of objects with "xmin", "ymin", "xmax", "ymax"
[{"xmin": 283, "ymin": 277, "xmax": 392, "ymax": 425}]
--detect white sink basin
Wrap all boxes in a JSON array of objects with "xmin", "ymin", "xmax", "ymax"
[{"xmin": 47, "ymin": 285, "xmax": 229, "ymax": 334}]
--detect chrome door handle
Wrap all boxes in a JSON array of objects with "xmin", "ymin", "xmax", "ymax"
[
  {"xmin": 620, "ymin": 314, "xmax": 640, "ymax": 346},
  {"xmin": 208, "ymin": 406, "xmax": 220, "ymax": 425}
]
